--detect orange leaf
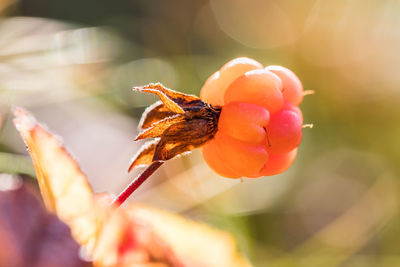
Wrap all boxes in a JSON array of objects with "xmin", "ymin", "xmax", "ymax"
[{"xmin": 13, "ymin": 107, "xmax": 106, "ymax": 248}]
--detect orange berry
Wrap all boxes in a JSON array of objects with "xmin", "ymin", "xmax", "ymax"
[
  {"xmin": 202, "ymin": 139, "xmax": 241, "ymax": 178},
  {"xmin": 257, "ymin": 148, "xmax": 298, "ymax": 176},
  {"xmin": 213, "ymin": 132, "xmax": 268, "ymax": 177},
  {"xmin": 200, "ymin": 71, "xmax": 221, "ymax": 106},
  {"xmin": 224, "ymin": 69, "xmax": 284, "ymax": 113},
  {"xmin": 265, "ymin": 110, "xmax": 302, "ymax": 154},
  {"xmin": 266, "ymin": 65, "xmax": 303, "ymax": 105},
  {"xmin": 200, "ymin": 57, "xmax": 263, "ymax": 106},
  {"xmin": 220, "ymin": 57, "xmax": 263, "ymax": 77},
  {"xmin": 218, "ymin": 102, "xmax": 270, "ymax": 144},
  {"xmin": 200, "ymin": 58, "xmax": 306, "ymax": 179},
  {"xmin": 282, "ymin": 102, "xmax": 303, "ymax": 123}
]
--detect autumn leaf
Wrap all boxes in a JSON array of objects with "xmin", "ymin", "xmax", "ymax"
[
  {"xmin": 13, "ymin": 107, "xmax": 252, "ymax": 267},
  {"xmin": 13, "ymin": 107, "xmax": 107, "ymax": 248},
  {"xmin": 0, "ymin": 182, "xmax": 91, "ymax": 267},
  {"xmin": 125, "ymin": 204, "xmax": 252, "ymax": 267}
]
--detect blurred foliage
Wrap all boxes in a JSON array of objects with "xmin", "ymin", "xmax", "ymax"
[
  {"xmin": 1, "ymin": 0, "xmax": 400, "ymax": 266},
  {"xmin": 0, "ymin": 178, "xmax": 91, "ymax": 267},
  {"xmin": 12, "ymin": 107, "xmax": 251, "ymax": 266}
]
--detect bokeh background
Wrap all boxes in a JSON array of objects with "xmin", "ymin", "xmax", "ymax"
[{"xmin": 1, "ymin": 0, "xmax": 399, "ymax": 266}]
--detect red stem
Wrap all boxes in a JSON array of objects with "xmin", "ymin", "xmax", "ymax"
[{"xmin": 112, "ymin": 161, "xmax": 164, "ymax": 207}]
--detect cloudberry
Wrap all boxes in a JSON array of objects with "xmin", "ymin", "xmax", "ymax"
[
  {"xmin": 114, "ymin": 57, "xmax": 308, "ymax": 205},
  {"xmin": 201, "ymin": 57, "xmax": 305, "ymax": 178}
]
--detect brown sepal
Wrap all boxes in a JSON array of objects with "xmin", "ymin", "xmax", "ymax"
[
  {"xmin": 133, "ymin": 83, "xmax": 200, "ymax": 114},
  {"xmin": 153, "ymin": 119, "xmax": 211, "ymax": 161},
  {"xmin": 135, "ymin": 114, "xmax": 186, "ymax": 141},
  {"xmin": 128, "ymin": 140, "xmax": 158, "ymax": 172},
  {"xmin": 129, "ymin": 83, "xmax": 221, "ymax": 172},
  {"xmin": 138, "ymin": 101, "xmax": 176, "ymax": 130}
]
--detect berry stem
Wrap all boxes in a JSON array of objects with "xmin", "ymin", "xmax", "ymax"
[{"xmin": 112, "ymin": 161, "xmax": 164, "ymax": 207}]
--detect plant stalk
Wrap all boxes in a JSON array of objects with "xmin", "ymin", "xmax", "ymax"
[{"xmin": 112, "ymin": 161, "xmax": 164, "ymax": 207}]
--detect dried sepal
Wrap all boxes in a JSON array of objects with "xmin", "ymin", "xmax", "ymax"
[
  {"xmin": 153, "ymin": 119, "xmax": 210, "ymax": 161},
  {"xmin": 138, "ymin": 101, "xmax": 176, "ymax": 130},
  {"xmin": 119, "ymin": 84, "xmax": 221, "ymax": 204},
  {"xmin": 134, "ymin": 84, "xmax": 183, "ymax": 114},
  {"xmin": 129, "ymin": 83, "xmax": 221, "ymax": 172},
  {"xmin": 133, "ymin": 83, "xmax": 200, "ymax": 114},
  {"xmin": 128, "ymin": 140, "xmax": 158, "ymax": 172},
  {"xmin": 135, "ymin": 115, "xmax": 186, "ymax": 141}
]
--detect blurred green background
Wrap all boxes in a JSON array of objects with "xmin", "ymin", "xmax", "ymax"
[{"xmin": 0, "ymin": 0, "xmax": 399, "ymax": 266}]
